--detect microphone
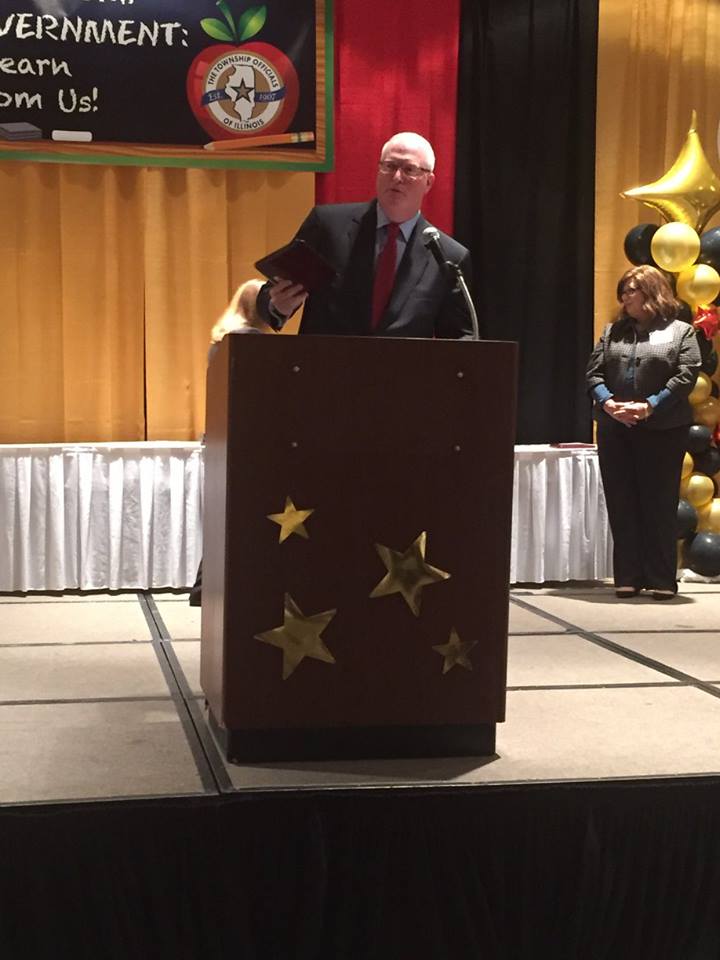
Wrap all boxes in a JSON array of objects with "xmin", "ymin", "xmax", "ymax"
[
  {"xmin": 422, "ymin": 225, "xmax": 448, "ymax": 271},
  {"xmin": 422, "ymin": 226, "xmax": 481, "ymax": 340}
]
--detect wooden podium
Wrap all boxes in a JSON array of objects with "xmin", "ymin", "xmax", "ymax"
[{"xmin": 201, "ymin": 334, "xmax": 517, "ymax": 762}]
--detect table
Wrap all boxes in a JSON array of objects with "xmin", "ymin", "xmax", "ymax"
[{"xmin": 0, "ymin": 442, "xmax": 612, "ymax": 591}]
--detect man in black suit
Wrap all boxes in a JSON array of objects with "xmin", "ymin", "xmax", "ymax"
[
  {"xmin": 189, "ymin": 133, "xmax": 474, "ymax": 606},
  {"xmin": 256, "ymin": 131, "xmax": 476, "ymax": 339}
]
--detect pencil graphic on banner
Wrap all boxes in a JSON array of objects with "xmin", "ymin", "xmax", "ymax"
[{"xmin": 204, "ymin": 131, "xmax": 315, "ymax": 152}]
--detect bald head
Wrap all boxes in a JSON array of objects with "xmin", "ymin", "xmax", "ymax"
[
  {"xmin": 380, "ymin": 132, "xmax": 435, "ymax": 171},
  {"xmin": 376, "ymin": 131, "xmax": 436, "ymax": 222}
]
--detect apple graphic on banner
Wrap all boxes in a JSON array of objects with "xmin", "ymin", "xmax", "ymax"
[{"xmin": 186, "ymin": 2, "xmax": 299, "ymax": 142}]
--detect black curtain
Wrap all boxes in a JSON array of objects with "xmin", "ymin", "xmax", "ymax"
[
  {"xmin": 455, "ymin": 0, "xmax": 599, "ymax": 442},
  {"xmin": 3, "ymin": 781, "xmax": 720, "ymax": 958}
]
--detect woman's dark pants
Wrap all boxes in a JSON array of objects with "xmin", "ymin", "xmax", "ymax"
[{"xmin": 597, "ymin": 419, "xmax": 688, "ymax": 591}]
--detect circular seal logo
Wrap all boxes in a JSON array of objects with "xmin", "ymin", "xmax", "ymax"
[
  {"xmin": 202, "ymin": 51, "xmax": 288, "ymax": 134},
  {"xmin": 193, "ymin": 48, "xmax": 298, "ymax": 136}
]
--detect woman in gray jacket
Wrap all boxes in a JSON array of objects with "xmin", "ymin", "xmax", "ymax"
[{"xmin": 587, "ymin": 265, "xmax": 701, "ymax": 599}]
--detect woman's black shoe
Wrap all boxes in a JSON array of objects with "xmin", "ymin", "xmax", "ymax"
[
  {"xmin": 188, "ymin": 560, "xmax": 203, "ymax": 606},
  {"xmin": 615, "ymin": 587, "xmax": 640, "ymax": 598},
  {"xmin": 650, "ymin": 589, "xmax": 675, "ymax": 601}
]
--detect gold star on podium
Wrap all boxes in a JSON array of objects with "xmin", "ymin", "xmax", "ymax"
[
  {"xmin": 432, "ymin": 628, "xmax": 477, "ymax": 674},
  {"xmin": 266, "ymin": 496, "xmax": 314, "ymax": 543},
  {"xmin": 255, "ymin": 593, "xmax": 337, "ymax": 680},
  {"xmin": 621, "ymin": 112, "xmax": 720, "ymax": 231},
  {"xmin": 369, "ymin": 531, "xmax": 450, "ymax": 616}
]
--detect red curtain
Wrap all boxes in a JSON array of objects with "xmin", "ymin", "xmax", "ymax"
[{"xmin": 316, "ymin": 0, "xmax": 460, "ymax": 235}]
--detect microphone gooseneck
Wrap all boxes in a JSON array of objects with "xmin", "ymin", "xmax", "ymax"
[{"xmin": 421, "ymin": 225, "xmax": 480, "ymax": 340}]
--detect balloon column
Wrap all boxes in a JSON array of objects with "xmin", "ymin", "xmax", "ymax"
[{"xmin": 621, "ymin": 111, "xmax": 720, "ymax": 577}]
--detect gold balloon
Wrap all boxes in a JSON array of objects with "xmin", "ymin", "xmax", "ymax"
[
  {"xmin": 677, "ymin": 264, "xmax": 720, "ymax": 309},
  {"xmin": 696, "ymin": 497, "xmax": 720, "ymax": 533},
  {"xmin": 681, "ymin": 451, "xmax": 694, "ymax": 479},
  {"xmin": 693, "ymin": 396, "xmax": 720, "ymax": 428},
  {"xmin": 621, "ymin": 111, "xmax": 720, "ymax": 232},
  {"xmin": 650, "ymin": 222, "xmax": 700, "ymax": 272},
  {"xmin": 683, "ymin": 472, "xmax": 715, "ymax": 507},
  {"xmin": 689, "ymin": 371, "xmax": 713, "ymax": 405},
  {"xmin": 695, "ymin": 499, "xmax": 711, "ymax": 527}
]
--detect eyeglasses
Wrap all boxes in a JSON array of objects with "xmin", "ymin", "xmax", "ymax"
[{"xmin": 378, "ymin": 159, "xmax": 432, "ymax": 181}]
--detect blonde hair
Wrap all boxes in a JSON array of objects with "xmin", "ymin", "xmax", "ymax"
[{"xmin": 210, "ymin": 278, "xmax": 267, "ymax": 343}]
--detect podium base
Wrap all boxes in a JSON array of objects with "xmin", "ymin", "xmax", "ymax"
[{"xmin": 209, "ymin": 711, "xmax": 497, "ymax": 763}]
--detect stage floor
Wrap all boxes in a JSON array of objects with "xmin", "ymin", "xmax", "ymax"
[{"xmin": 2, "ymin": 584, "xmax": 720, "ymax": 806}]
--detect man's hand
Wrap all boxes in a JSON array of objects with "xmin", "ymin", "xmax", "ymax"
[{"xmin": 269, "ymin": 279, "xmax": 308, "ymax": 318}]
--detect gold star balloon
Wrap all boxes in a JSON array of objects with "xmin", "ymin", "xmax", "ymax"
[
  {"xmin": 266, "ymin": 496, "xmax": 314, "ymax": 543},
  {"xmin": 369, "ymin": 531, "xmax": 450, "ymax": 616},
  {"xmin": 255, "ymin": 593, "xmax": 337, "ymax": 680},
  {"xmin": 621, "ymin": 112, "xmax": 720, "ymax": 232},
  {"xmin": 432, "ymin": 628, "xmax": 478, "ymax": 675}
]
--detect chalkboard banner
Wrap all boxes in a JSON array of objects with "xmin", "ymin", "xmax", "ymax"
[{"xmin": 0, "ymin": 0, "xmax": 332, "ymax": 169}]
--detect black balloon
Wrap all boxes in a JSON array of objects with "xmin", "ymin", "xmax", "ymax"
[
  {"xmin": 699, "ymin": 227, "xmax": 720, "ymax": 272},
  {"xmin": 698, "ymin": 333, "xmax": 714, "ymax": 363},
  {"xmin": 685, "ymin": 532, "xmax": 720, "ymax": 577},
  {"xmin": 677, "ymin": 300, "xmax": 693, "ymax": 323},
  {"xmin": 677, "ymin": 499, "xmax": 698, "ymax": 539},
  {"xmin": 693, "ymin": 446, "xmax": 720, "ymax": 477},
  {"xmin": 687, "ymin": 424, "xmax": 712, "ymax": 454},
  {"xmin": 701, "ymin": 348, "xmax": 719, "ymax": 376},
  {"xmin": 623, "ymin": 224, "xmax": 658, "ymax": 266}
]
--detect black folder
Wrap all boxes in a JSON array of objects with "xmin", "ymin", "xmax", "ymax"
[{"xmin": 255, "ymin": 239, "xmax": 336, "ymax": 292}]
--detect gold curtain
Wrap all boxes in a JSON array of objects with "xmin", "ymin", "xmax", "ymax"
[
  {"xmin": 595, "ymin": 0, "xmax": 720, "ymax": 340},
  {"xmin": 0, "ymin": 162, "xmax": 313, "ymax": 443}
]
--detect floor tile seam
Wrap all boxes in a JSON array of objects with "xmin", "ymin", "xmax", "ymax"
[
  {"xmin": 0, "ymin": 598, "xmax": 146, "ymax": 604},
  {"xmin": 142, "ymin": 594, "xmax": 234, "ymax": 794},
  {"xmin": 0, "ymin": 695, "xmax": 175, "ymax": 707},
  {"xmin": 137, "ymin": 593, "xmax": 222, "ymax": 795},
  {"xmin": 509, "ymin": 595, "xmax": 720, "ymax": 698},
  {"xmin": 0, "ymin": 639, "xmax": 200, "ymax": 649},
  {"xmin": 511, "ymin": 591, "xmax": 720, "ymax": 597},
  {"xmin": 0, "ymin": 640, "xmax": 155, "ymax": 649},
  {"xmin": 0, "ymin": 637, "xmax": 200, "ymax": 650},
  {"xmin": 508, "ymin": 595, "xmax": 592, "ymax": 632},
  {"xmin": 506, "ymin": 681, "xmax": 692, "ymax": 692},
  {"xmin": 579, "ymin": 631, "xmax": 720, "ymax": 698},
  {"xmin": 510, "ymin": 628, "xmax": 720, "ymax": 637},
  {"xmin": 592, "ymin": 629, "xmax": 720, "ymax": 636}
]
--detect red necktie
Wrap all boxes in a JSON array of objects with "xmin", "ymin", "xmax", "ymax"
[{"xmin": 371, "ymin": 222, "xmax": 400, "ymax": 330}]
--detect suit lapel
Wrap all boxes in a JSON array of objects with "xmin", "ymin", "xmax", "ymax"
[{"xmin": 338, "ymin": 202, "xmax": 377, "ymax": 333}]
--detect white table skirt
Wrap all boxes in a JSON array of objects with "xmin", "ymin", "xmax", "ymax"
[
  {"xmin": 511, "ymin": 445, "xmax": 612, "ymax": 583},
  {"xmin": 0, "ymin": 442, "xmax": 613, "ymax": 592},
  {"xmin": 0, "ymin": 443, "xmax": 203, "ymax": 592}
]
